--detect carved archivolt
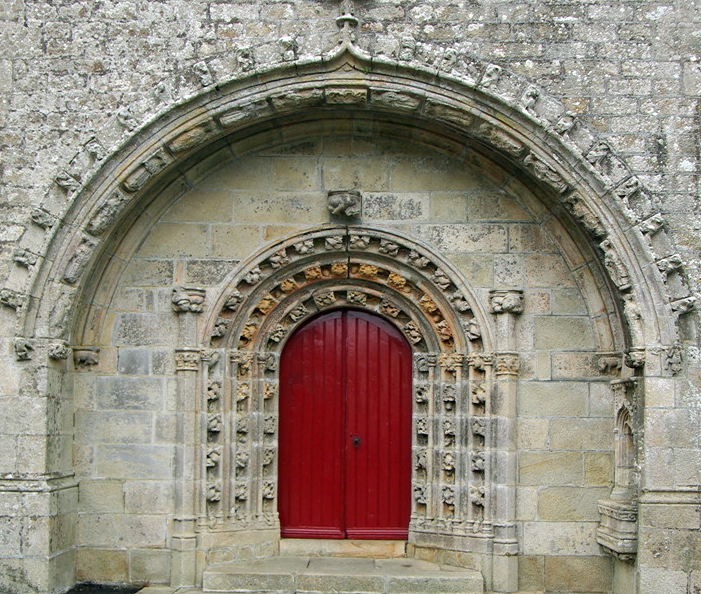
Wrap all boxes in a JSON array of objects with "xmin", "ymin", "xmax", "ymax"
[{"xmin": 194, "ymin": 226, "xmax": 504, "ymax": 540}]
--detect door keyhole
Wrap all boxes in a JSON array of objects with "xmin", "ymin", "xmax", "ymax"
[{"xmin": 352, "ymin": 435, "xmax": 361, "ymax": 448}]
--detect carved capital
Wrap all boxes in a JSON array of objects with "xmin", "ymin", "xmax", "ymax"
[
  {"xmin": 624, "ymin": 348, "xmax": 646, "ymax": 369},
  {"xmin": 175, "ymin": 348, "xmax": 201, "ymax": 371},
  {"xmin": 489, "ymin": 289, "xmax": 524, "ymax": 314},
  {"xmin": 495, "ymin": 353, "xmax": 520, "ymax": 376},
  {"xmin": 48, "ymin": 342, "xmax": 70, "ymax": 360},
  {"xmin": 172, "ymin": 286, "xmax": 206, "ymax": 313}
]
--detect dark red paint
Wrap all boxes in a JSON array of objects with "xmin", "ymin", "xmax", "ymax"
[{"xmin": 278, "ymin": 309, "xmax": 412, "ymax": 539}]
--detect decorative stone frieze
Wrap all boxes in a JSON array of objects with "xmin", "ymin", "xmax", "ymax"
[{"xmin": 175, "ymin": 348, "xmax": 200, "ymax": 371}]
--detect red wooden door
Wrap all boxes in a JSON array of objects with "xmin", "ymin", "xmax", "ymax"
[{"xmin": 278, "ymin": 310, "xmax": 412, "ymax": 539}]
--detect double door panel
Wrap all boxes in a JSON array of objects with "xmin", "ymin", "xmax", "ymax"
[{"xmin": 278, "ymin": 310, "xmax": 412, "ymax": 539}]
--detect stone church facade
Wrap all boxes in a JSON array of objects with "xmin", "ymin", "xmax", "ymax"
[{"xmin": 0, "ymin": 1, "xmax": 699, "ymax": 593}]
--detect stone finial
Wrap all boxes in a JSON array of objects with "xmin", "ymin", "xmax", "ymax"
[
  {"xmin": 172, "ymin": 287, "xmax": 206, "ymax": 313},
  {"xmin": 489, "ymin": 289, "xmax": 524, "ymax": 314},
  {"xmin": 328, "ymin": 190, "xmax": 361, "ymax": 218}
]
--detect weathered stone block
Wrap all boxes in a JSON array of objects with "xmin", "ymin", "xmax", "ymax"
[
  {"xmin": 518, "ymin": 555, "xmax": 544, "ymax": 591},
  {"xmin": 124, "ymin": 481, "xmax": 173, "ymax": 514},
  {"xmin": 534, "ymin": 316, "xmax": 596, "ymax": 350},
  {"xmin": 584, "ymin": 452, "xmax": 614, "ymax": 486},
  {"xmin": 138, "ymin": 223, "xmax": 210, "ymax": 258},
  {"xmin": 95, "ymin": 445, "xmax": 171, "ymax": 479},
  {"xmin": 519, "ymin": 451, "xmax": 583, "ymax": 485},
  {"xmin": 519, "ymin": 381, "xmax": 588, "ymax": 417},
  {"xmin": 538, "ymin": 486, "xmax": 610, "ymax": 521},
  {"xmin": 544, "ymin": 555, "xmax": 613, "ymax": 592},
  {"xmin": 76, "ymin": 548, "xmax": 128, "ymax": 583},
  {"xmin": 550, "ymin": 418, "xmax": 612, "ymax": 450},
  {"xmin": 96, "ymin": 376, "xmax": 163, "ymax": 410},
  {"xmin": 363, "ymin": 193, "xmax": 428, "ymax": 220},
  {"xmin": 163, "ymin": 189, "xmax": 234, "ymax": 223},
  {"xmin": 129, "ymin": 548, "xmax": 171, "ymax": 583},
  {"xmin": 522, "ymin": 521, "xmax": 601, "ymax": 555},
  {"xmin": 76, "ymin": 411, "xmax": 152, "ymax": 444},
  {"xmin": 78, "ymin": 480, "xmax": 124, "ymax": 513}
]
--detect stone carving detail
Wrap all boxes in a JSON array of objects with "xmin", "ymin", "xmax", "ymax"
[
  {"xmin": 31, "ymin": 209, "xmax": 55, "ymax": 229},
  {"xmin": 598, "ymin": 355, "xmax": 623, "ymax": 374},
  {"xmin": 172, "ymin": 287, "xmax": 206, "ymax": 313},
  {"xmin": 468, "ymin": 354, "xmax": 491, "ymax": 371},
  {"xmin": 471, "ymin": 418, "xmax": 487, "ymax": 437},
  {"xmin": 471, "ymin": 452, "xmax": 485, "ymax": 472},
  {"xmin": 624, "ymin": 348, "xmax": 646, "ymax": 369},
  {"xmin": 463, "ymin": 319, "xmax": 481, "ymax": 341},
  {"xmin": 416, "ymin": 418, "xmax": 429, "ymax": 436},
  {"xmin": 671, "ymin": 296, "xmax": 696, "ymax": 315},
  {"xmin": 263, "ymin": 448, "xmax": 275, "ymax": 466},
  {"xmin": 439, "ymin": 354, "xmax": 463, "ymax": 374},
  {"xmin": 555, "ymin": 112, "xmax": 576, "ymax": 137},
  {"xmin": 325, "ymin": 236, "xmax": 344, "ymax": 251},
  {"xmin": 495, "ymin": 353, "xmax": 520, "ymax": 376},
  {"xmin": 349, "ymin": 235, "xmax": 371, "ymax": 249},
  {"xmin": 331, "ymin": 262, "xmax": 348, "ymax": 276},
  {"xmin": 280, "ymin": 278, "xmax": 298, "ymax": 293},
  {"xmin": 615, "ymin": 178, "xmax": 641, "ymax": 209},
  {"xmin": 304, "ymin": 266, "xmax": 322, "ymax": 280},
  {"xmin": 432, "ymin": 269, "xmax": 451, "ymax": 290},
  {"xmin": 225, "ymin": 290, "xmax": 244, "ymax": 311},
  {"xmin": 0, "ymin": 288, "xmax": 25, "ymax": 310},
  {"xmin": 442, "ymin": 452, "xmax": 455, "ymax": 472},
  {"xmin": 206, "ymin": 484, "xmax": 221, "ymax": 502},
  {"xmin": 562, "ymin": 193, "xmax": 607, "ymax": 239},
  {"xmin": 420, "ymin": 294, "xmax": 439, "ymax": 315},
  {"xmin": 236, "ymin": 417, "xmax": 249, "ymax": 435},
  {"xmin": 436, "ymin": 320, "xmax": 453, "ymax": 342},
  {"xmin": 449, "ymin": 291, "xmax": 471, "ymax": 313},
  {"xmin": 55, "ymin": 170, "xmax": 81, "ymax": 193},
  {"xmin": 489, "ymin": 290, "xmax": 524, "ymax": 314},
  {"xmin": 294, "ymin": 239, "xmax": 315, "ymax": 254},
  {"xmin": 63, "ymin": 236, "xmax": 98, "ymax": 285},
  {"xmin": 256, "ymin": 295, "xmax": 276, "ymax": 315},
  {"xmin": 235, "ymin": 483, "xmax": 248, "ymax": 501},
  {"xmin": 522, "ymin": 153, "xmax": 568, "ymax": 193},
  {"xmin": 194, "ymin": 61, "xmax": 214, "ymax": 86},
  {"xmin": 236, "ymin": 384, "xmax": 250, "ymax": 404},
  {"xmin": 471, "ymin": 383, "xmax": 487, "ymax": 405},
  {"xmin": 480, "ymin": 64, "xmax": 502, "ymax": 88},
  {"xmin": 408, "ymin": 250, "xmax": 430, "ymax": 268},
  {"xmin": 665, "ymin": 343, "xmax": 683, "ymax": 375},
  {"xmin": 74, "ymin": 347, "xmax": 100, "ymax": 369},
  {"xmin": 413, "ymin": 484, "xmax": 427, "ymax": 505},
  {"xmin": 84, "ymin": 137, "xmax": 106, "ymax": 161},
  {"xmin": 380, "ymin": 299, "xmax": 401, "ymax": 318},
  {"xmin": 476, "ymin": 124, "xmax": 524, "ymax": 157},
  {"xmin": 207, "ymin": 448, "xmax": 222, "ymax": 468},
  {"xmin": 442, "ymin": 385, "xmax": 457, "ymax": 409},
  {"xmin": 13, "ymin": 249, "xmax": 38, "ymax": 268},
  {"xmin": 263, "ymin": 415, "xmax": 276, "ymax": 434},
  {"xmin": 122, "ymin": 150, "xmax": 171, "ymax": 192},
  {"xmin": 387, "ymin": 273, "xmax": 408, "ymax": 290},
  {"xmin": 347, "ymin": 291, "xmax": 367, "ymax": 305},
  {"xmin": 655, "ymin": 254, "xmax": 682, "ymax": 281},
  {"xmin": 521, "ymin": 86, "xmax": 540, "ymax": 113},
  {"xmin": 600, "ymin": 240, "xmax": 631, "ymax": 293},
  {"xmin": 470, "ymin": 486, "xmax": 486, "ymax": 507},
  {"xmin": 48, "ymin": 342, "xmax": 70, "ymax": 360},
  {"xmin": 235, "ymin": 451, "xmax": 249, "ymax": 469},
  {"xmin": 358, "ymin": 264, "xmax": 379, "ymax": 278},
  {"xmin": 262, "ymin": 482, "xmax": 275, "ymax": 500},
  {"xmin": 289, "ymin": 304, "xmax": 309, "ymax": 322},
  {"xmin": 243, "ymin": 267, "xmax": 262, "ymax": 286},
  {"xmin": 415, "ymin": 385, "xmax": 429, "ymax": 404},
  {"xmin": 403, "ymin": 321, "xmax": 423, "ymax": 344},
  {"xmin": 313, "ymin": 291, "xmax": 336, "ymax": 308},
  {"xmin": 117, "ymin": 107, "xmax": 138, "ymax": 131},
  {"xmin": 268, "ymin": 324, "xmax": 287, "ymax": 343},
  {"xmin": 587, "ymin": 141, "xmax": 611, "ymax": 167},
  {"xmin": 379, "ymin": 240, "xmax": 400, "ymax": 256},
  {"xmin": 13, "ymin": 338, "xmax": 34, "ymax": 361},
  {"xmin": 207, "ymin": 415, "xmax": 223, "ymax": 433},
  {"xmin": 207, "ymin": 381, "xmax": 221, "ymax": 403},
  {"xmin": 639, "ymin": 214, "xmax": 665, "ymax": 236},
  {"xmin": 87, "ymin": 191, "xmax": 130, "ymax": 236},
  {"xmin": 442, "ymin": 485, "xmax": 456, "ymax": 506},
  {"xmin": 328, "ymin": 190, "xmax": 361, "ymax": 217},
  {"xmin": 211, "ymin": 318, "xmax": 231, "ymax": 339},
  {"xmin": 269, "ymin": 249, "xmax": 290, "ymax": 269},
  {"xmin": 443, "ymin": 419, "xmax": 456, "ymax": 446}
]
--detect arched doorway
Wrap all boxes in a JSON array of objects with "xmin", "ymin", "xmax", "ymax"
[{"xmin": 278, "ymin": 309, "xmax": 413, "ymax": 539}]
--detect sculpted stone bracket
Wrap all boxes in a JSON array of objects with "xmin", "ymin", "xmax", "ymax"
[{"xmin": 597, "ymin": 378, "xmax": 641, "ymax": 561}]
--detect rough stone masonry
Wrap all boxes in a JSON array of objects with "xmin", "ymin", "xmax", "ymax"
[{"xmin": 0, "ymin": 1, "xmax": 699, "ymax": 594}]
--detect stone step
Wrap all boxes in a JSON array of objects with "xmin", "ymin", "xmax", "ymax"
[
  {"xmin": 280, "ymin": 538, "xmax": 407, "ymax": 558},
  {"xmin": 203, "ymin": 556, "xmax": 484, "ymax": 594}
]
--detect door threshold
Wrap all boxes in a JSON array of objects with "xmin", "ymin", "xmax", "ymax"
[{"xmin": 280, "ymin": 538, "xmax": 407, "ymax": 559}]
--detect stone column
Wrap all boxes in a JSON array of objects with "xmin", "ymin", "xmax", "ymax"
[
  {"xmin": 488, "ymin": 290, "xmax": 523, "ymax": 593},
  {"xmin": 170, "ymin": 287, "xmax": 205, "ymax": 587}
]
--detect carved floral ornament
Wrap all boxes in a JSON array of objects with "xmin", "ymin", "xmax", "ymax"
[{"xmin": 204, "ymin": 227, "xmax": 493, "ymax": 356}]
